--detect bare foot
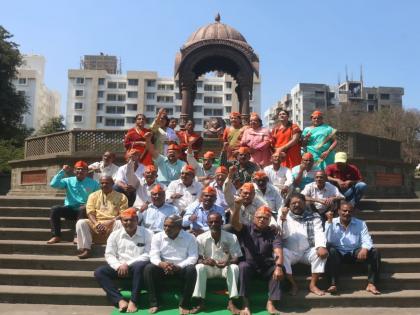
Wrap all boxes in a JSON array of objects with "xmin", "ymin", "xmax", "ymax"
[
  {"xmin": 178, "ymin": 306, "xmax": 189, "ymax": 315},
  {"xmin": 77, "ymin": 249, "xmax": 91, "ymax": 259},
  {"xmin": 366, "ymin": 283, "xmax": 381, "ymax": 295},
  {"xmin": 266, "ymin": 300, "xmax": 281, "ymax": 314},
  {"xmin": 73, "ymin": 237, "xmax": 77, "ymax": 244},
  {"xmin": 126, "ymin": 300, "xmax": 137, "ymax": 313},
  {"xmin": 289, "ymin": 283, "xmax": 299, "ymax": 296},
  {"xmin": 46, "ymin": 236, "xmax": 61, "ymax": 244},
  {"xmin": 118, "ymin": 299, "xmax": 128, "ymax": 312},
  {"xmin": 309, "ymin": 285, "xmax": 325, "ymax": 296},
  {"xmin": 190, "ymin": 302, "xmax": 204, "ymax": 314},
  {"xmin": 240, "ymin": 307, "xmax": 251, "ymax": 315},
  {"xmin": 326, "ymin": 285, "xmax": 338, "ymax": 294},
  {"xmin": 148, "ymin": 306, "xmax": 159, "ymax": 314},
  {"xmin": 227, "ymin": 299, "xmax": 241, "ymax": 315}
]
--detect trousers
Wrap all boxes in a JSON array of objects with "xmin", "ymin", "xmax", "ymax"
[{"xmin": 50, "ymin": 205, "xmax": 86, "ymax": 237}]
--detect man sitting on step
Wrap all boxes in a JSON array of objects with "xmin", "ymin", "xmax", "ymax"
[
  {"xmin": 325, "ymin": 201, "xmax": 381, "ymax": 295},
  {"xmin": 94, "ymin": 208, "xmax": 153, "ymax": 313},
  {"xmin": 75, "ymin": 175, "xmax": 128, "ymax": 259},
  {"xmin": 47, "ymin": 161, "xmax": 100, "ymax": 244}
]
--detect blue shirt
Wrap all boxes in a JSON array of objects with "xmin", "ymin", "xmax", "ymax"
[
  {"xmin": 50, "ymin": 170, "xmax": 100, "ymax": 208},
  {"xmin": 154, "ymin": 154, "xmax": 186, "ymax": 186},
  {"xmin": 291, "ymin": 165, "xmax": 321, "ymax": 190},
  {"xmin": 140, "ymin": 203, "xmax": 179, "ymax": 233},
  {"xmin": 325, "ymin": 217, "xmax": 373, "ymax": 255},
  {"xmin": 182, "ymin": 200, "xmax": 225, "ymax": 231}
]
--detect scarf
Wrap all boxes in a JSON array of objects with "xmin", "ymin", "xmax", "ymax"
[{"xmin": 289, "ymin": 209, "xmax": 316, "ymax": 248}]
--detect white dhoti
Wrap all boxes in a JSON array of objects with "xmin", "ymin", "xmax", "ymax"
[
  {"xmin": 76, "ymin": 219, "xmax": 122, "ymax": 250},
  {"xmin": 192, "ymin": 263, "xmax": 239, "ymax": 299},
  {"xmin": 283, "ymin": 247, "xmax": 326, "ymax": 274}
]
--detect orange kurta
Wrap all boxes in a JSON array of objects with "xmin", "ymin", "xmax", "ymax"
[
  {"xmin": 177, "ymin": 130, "xmax": 203, "ymax": 161},
  {"xmin": 272, "ymin": 123, "xmax": 302, "ymax": 169},
  {"xmin": 124, "ymin": 127, "xmax": 153, "ymax": 166}
]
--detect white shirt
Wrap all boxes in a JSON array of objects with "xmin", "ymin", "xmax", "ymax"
[
  {"xmin": 133, "ymin": 178, "xmax": 166, "ymax": 208},
  {"xmin": 209, "ymin": 180, "xmax": 229, "ymax": 211},
  {"xmin": 89, "ymin": 161, "xmax": 119, "ymax": 183},
  {"xmin": 253, "ymin": 182, "xmax": 284, "ymax": 214},
  {"xmin": 186, "ymin": 153, "xmax": 217, "ymax": 178},
  {"xmin": 166, "ymin": 179, "xmax": 203, "ymax": 213},
  {"xmin": 280, "ymin": 212, "xmax": 326, "ymax": 253},
  {"xmin": 105, "ymin": 226, "xmax": 153, "ymax": 270},
  {"xmin": 115, "ymin": 162, "xmax": 145, "ymax": 187},
  {"xmin": 264, "ymin": 165, "xmax": 293, "ymax": 190},
  {"xmin": 197, "ymin": 230, "xmax": 242, "ymax": 262},
  {"xmin": 302, "ymin": 182, "xmax": 344, "ymax": 212},
  {"xmin": 140, "ymin": 203, "xmax": 179, "ymax": 233},
  {"xmin": 150, "ymin": 229, "xmax": 198, "ymax": 268}
]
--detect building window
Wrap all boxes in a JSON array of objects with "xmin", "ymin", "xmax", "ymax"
[
  {"xmin": 204, "ymin": 96, "xmax": 223, "ymax": 104},
  {"xmin": 213, "ymin": 109, "xmax": 223, "ymax": 116},
  {"xmin": 175, "ymin": 93, "xmax": 181, "ymax": 100},
  {"xmin": 380, "ymin": 93, "xmax": 390, "ymax": 100},
  {"xmin": 249, "ymin": 107, "xmax": 253, "ymax": 112},
  {"xmin": 156, "ymin": 95, "xmax": 173, "ymax": 103},
  {"xmin": 156, "ymin": 107, "xmax": 173, "ymax": 115},
  {"xmin": 97, "ymin": 91, "xmax": 104, "ymax": 98},
  {"xmin": 175, "ymin": 80, "xmax": 179, "ymax": 88},
  {"xmin": 126, "ymin": 117, "xmax": 136, "ymax": 124},
  {"xmin": 105, "ymin": 118, "xmax": 125, "ymax": 127},
  {"xmin": 75, "ymin": 77, "xmax": 84, "ymax": 84},
  {"xmin": 195, "ymin": 93, "xmax": 203, "ymax": 100},
  {"xmin": 106, "ymin": 106, "xmax": 125, "ymax": 114},
  {"xmin": 175, "ymin": 106, "xmax": 182, "ymax": 113},
  {"xmin": 193, "ymin": 118, "xmax": 202, "ymax": 125},
  {"xmin": 98, "ymin": 78, "xmax": 105, "ymax": 85},
  {"xmin": 196, "ymin": 81, "xmax": 203, "ymax": 88},
  {"xmin": 127, "ymin": 104, "xmax": 137, "ymax": 111},
  {"xmin": 193, "ymin": 106, "xmax": 203, "ymax": 113},
  {"xmin": 315, "ymin": 91, "xmax": 325, "ymax": 96},
  {"xmin": 204, "ymin": 84, "xmax": 212, "ymax": 91},
  {"xmin": 117, "ymin": 94, "xmax": 126, "ymax": 101},
  {"xmin": 146, "ymin": 105, "xmax": 155, "ymax": 112},
  {"xmin": 225, "ymin": 82, "xmax": 232, "ymax": 89},
  {"xmin": 74, "ymin": 102, "xmax": 83, "ymax": 110},
  {"xmin": 74, "ymin": 115, "xmax": 83, "ymax": 123},
  {"xmin": 225, "ymin": 106, "xmax": 232, "ymax": 113},
  {"xmin": 75, "ymin": 90, "xmax": 84, "ymax": 97},
  {"xmin": 157, "ymin": 84, "xmax": 174, "ymax": 91},
  {"xmin": 17, "ymin": 90, "xmax": 25, "ymax": 96},
  {"xmin": 368, "ymin": 94, "xmax": 376, "ymax": 100},
  {"xmin": 368, "ymin": 104, "xmax": 375, "ymax": 112},
  {"xmin": 204, "ymin": 108, "xmax": 212, "ymax": 116},
  {"xmin": 146, "ymin": 118, "xmax": 154, "ymax": 124},
  {"xmin": 118, "ymin": 82, "xmax": 126, "ymax": 89},
  {"xmin": 213, "ymin": 85, "xmax": 223, "ymax": 91},
  {"xmin": 146, "ymin": 80, "xmax": 156, "ymax": 87},
  {"xmin": 127, "ymin": 91, "xmax": 138, "ymax": 98},
  {"xmin": 18, "ymin": 78, "xmax": 27, "ymax": 85},
  {"xmin": 97, "ymin": 103, "xmax": 104, "ymax": 111},
  {"xmin": 225, "ymin": 94, "xmax": 232, "ymax": 101},
  {"xmin": 107, "ymin": 82, "xmax": 117, "ymax": 89},
  {"xmin": 107, "ymin": 94, "xmax": 117, "ymax": 101},
  {"xmin": 96, "ymin": 116, "xmax": 103, "ymax": 123},
  {"xmin": 128, "ymin": 79, "xmax": 138, "ymax": 86},
  {"xmin": 146, "ymin": 93, "xmax": 155, "ymax": 100}
]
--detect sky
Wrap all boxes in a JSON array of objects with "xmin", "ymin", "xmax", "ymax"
[{"xmin": 2, "ymin": 0, "xmax": 420, "ymax": 117}]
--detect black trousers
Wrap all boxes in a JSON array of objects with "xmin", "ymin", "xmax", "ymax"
[
  {"xmin": 49, "ymin": 205, "xmax": 86, "ymax": 237},
  {"xmin": 143, "ymin": 263, "xmax": 197, "ymax": 308},
  {"xmin": 326, "ymin": 246, "xmax": 381, "ymax": 285},
  {"xmin": 94, "ymin": 261, "xmax": 149, "ymax": 305},
  {"xmin": 239, "ymin": 261, "xmax": 283, "ymax": 301},
  {"xmin": 114, "ymin": 185, "xmax": 136, "ymax": 207}
]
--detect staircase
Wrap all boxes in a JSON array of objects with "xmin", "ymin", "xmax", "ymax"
[{"xmin": 0, "ymin": 196, "xmax": 420, "ymax": 308}]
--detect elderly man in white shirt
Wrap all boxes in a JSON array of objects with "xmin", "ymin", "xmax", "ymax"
[
  {"xmin": 192, "ymin": 212, "xmax": 242, "ymax": 314},
  {"xmin": 144, "ymin": 215, "xmax": 198, "ymax": 314},
  {"xmin": 132, "ymin": 164, "xmax": 165, "ymax": 212},
  {"xmin": 94, "ymin": 208, "xmax": 153, "ymax": 313},
  {"xmin": 166, "ymin": 164, "xmax": 203, "ymax": 215},
  {"xmin": 89, "ymin": 151, "xmax": 119, "ymax": 183},
  {"xmin": 140, "ymin": 184, "xmax": 178, "ymax": 233},
  {"xmin": 278, "ymin": 193, "xmax": 328, "ymax": 296},
  {"xmin": 264, "ymin": 149, "xmax": 293, "ymax": 195},
  {"xmin": 302, "ymin": 170, "xmax": 344, "ymax": 221},
  {"xmin": 209, "ymin": 166, "xmax": 230, "ymax": 212},
  {"xmin": 186, "ymin": 146, "xmax": 217, "ymax": 184},
  {"xmin": 252, "ymin": 170, "xmax": 284, "ymax": 219}
]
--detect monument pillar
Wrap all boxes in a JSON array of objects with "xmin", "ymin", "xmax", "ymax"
[
  {"xmin": 180, "ymin": 81, "xmax": 194, "ymax": 126},
  {"xmin": 237, "ymin": 83, "xmax": 251, "ymax": 125}
]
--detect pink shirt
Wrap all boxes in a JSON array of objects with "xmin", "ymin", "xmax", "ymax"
[{"xmin": 241, "ymin": 127, "xmax": 272, "ymax": 167}]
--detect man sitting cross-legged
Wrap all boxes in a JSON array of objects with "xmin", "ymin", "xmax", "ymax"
[
  {"xmin": 231, "ymin": 200, "xmax": 284, "ymax": 315},
  {"xmin": 192, "ymin": 212, "xmax": 243, "ymax": 314},
  {"xmin": 94, "ymin": 208, "xmax": 153, "ymax": 313},
  {"xmin": 325, "ymin": 201, "xmax": 381, "ymax": 295},
  {"xmin": 144, "ymin": 215, "xmax": 198, "ymax": 314},
  {"xmin": 47, "ymin": 161, "xmax": 99, "ymax": 244},
  {"xmin": 278, "ymin": 193, "xmax": 328, "ymax": 296},
  {"xmin": 75, "ymin": 175, "xmax": 128, "ymax": 259}
]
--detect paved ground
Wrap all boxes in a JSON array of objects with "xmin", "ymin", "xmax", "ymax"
[{"xmin": 1, "ymin": 304, "xmax": 420, "ymax": 315}]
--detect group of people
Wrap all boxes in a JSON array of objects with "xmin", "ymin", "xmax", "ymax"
[{"xmin": 45, "ymin": 109, "xmax": 379, "ymax": 314}]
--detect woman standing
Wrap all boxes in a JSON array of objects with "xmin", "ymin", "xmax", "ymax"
[
  {"xmin": 240, "ymin": 112, "xmax": 272, "ymax": 167},
  {"xmin": 124, "ymin": 114, "xmax": 153, "ymax": 166},
  {"xmin": 271, "ymin": 109, "xmax": 302, "ymax": 169},
  {"xmin": 177, "ymin": 119, "xmax": 203, "ymax": 161},
  {"xmin": 222, "ymin": 112, "xmax": 245, "ymax": 162},
  {"xmin": 150, "ymin": 108, "xmax": 179, "ymax": 155},
  {"xmin": 301, "ymin": 110, "xmax": 337, "ymax": 170}
]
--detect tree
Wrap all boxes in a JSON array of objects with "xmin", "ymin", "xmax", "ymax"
[
  {"xmin": 0, "ymin": 25, "xmax": 29, "ymax": 142},
  {"xmin": 37, "ymin": 115, "xmax": 66, "ymax": 136}
]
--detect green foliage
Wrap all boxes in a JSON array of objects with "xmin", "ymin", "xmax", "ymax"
[
  {"xmin": 0, "ymin": 140, "xmax": 24, "ymax": 173},
  {"xmin": 37, "ymin": 115, "xmax": 66, "ymax": 136}
]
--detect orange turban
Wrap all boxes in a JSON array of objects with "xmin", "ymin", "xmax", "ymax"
[
  {"xmin": 250, "ymin": 112, "xmax": 260, "ymax": 119},
  {"xmin": 150, "ymin": 184, "xmax": 165, "ymax": 194},
  {"xmin": 144, "ymin": 165, "xmax": 157, "ymax": 173},
  {"xmin": 311, "ymin": 110, "xmax": 323, "ymax": 118},
  {"xmin": 215, "ymin": 166, "xmax": 228, "ymax": 175},
  {"xmin": 203, "ymin": 151, "xmax": 215, "ymax": 159},
  {"xmin": 256, "ymin": 205, "xmax": 272, "ymax": 217},
  {"xmin": 74, "ymin": 161, "xmax": 88, "ymax": 169},
  {"xmin": 120, "ymin": 208, "xmax": 138, "ymax": 219},
  {"xmin": 182, "ymin": 164, "xmax": 195, "ymax": 174},
  {"xmin": 202, "ymin": 186, "xmax": 217, "ymax": 196},
  {"xmin": 237, "ymin": 146, "xmax": 250, "ymax": 154},
  {"xmin": 302, "ymin": 152, "xmax": 314, "ymax": 160},
  {"xmin": 240, "ymin": 182, "xmax": 255, "ymax": 193},
  {"xmin": 167, "ymin": 144, "xmax": 180, "ymax": 151},
  {"xmin": 253, "ymin": 170, "xmax": 268, "ymax": 180},
  {"xmin": 230, "ymin": 112, "xmax": 241, "ymax": 118}
]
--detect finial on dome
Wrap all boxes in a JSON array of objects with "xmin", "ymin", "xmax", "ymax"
[{"xmin": 215, "ymin": 13, "xmax": 221, "ymax": 23}]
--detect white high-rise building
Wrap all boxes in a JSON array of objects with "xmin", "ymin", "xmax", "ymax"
[
  {"xmin": 12, "ymin": 55, "xmax": 61, "ymax": 131},
  {"xmin": 66, "ymin": 56, "xmax": 261, "ymax": 131}
]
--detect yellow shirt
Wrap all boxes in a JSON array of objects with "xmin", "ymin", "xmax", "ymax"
[{"xmin": 86, "ymin": 190, "xmax": 128, "ymax": 221}]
